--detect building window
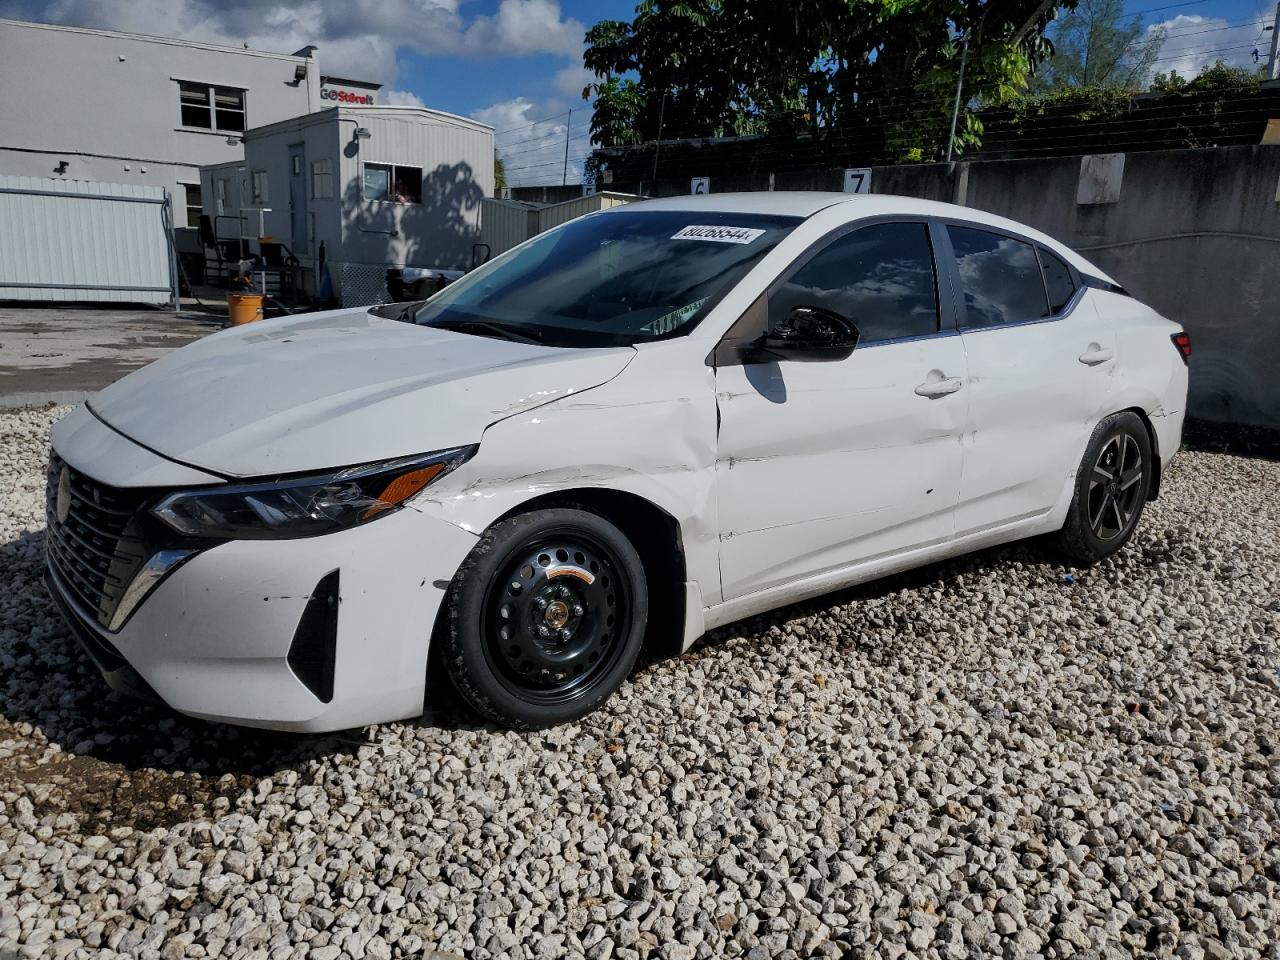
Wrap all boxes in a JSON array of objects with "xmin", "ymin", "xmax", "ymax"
[
  {"xmin": 182, "ymin": 183, "xmax": 202, "ymax": 228},
  {"xmin": 363, "ymin": 162, "xmax": 422, "ymax": 203},
  {"xmin": 311, "ymin": 158, "xmax": 334, "ymax": 200},
  {"xmin": 178, "ymin": 81, "xmax": 246, "ymax": 132},
  {"xmin": 215, "ymin": 178, "xmax": 228, "ymax": 216},
  {"xmin": 251, "ymin": 170, "xmax": 269, "ymax": 205}
]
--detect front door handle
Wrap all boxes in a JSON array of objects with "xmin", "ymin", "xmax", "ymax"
[
  {"xmin": 1078, "ymin": 344, "xmax": 1114, "ymax": 366},
  {"xmin": 914, "ymin": 376, "xmax": 963, "ymax": 398}
]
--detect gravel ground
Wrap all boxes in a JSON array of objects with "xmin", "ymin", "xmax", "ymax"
[{"xmin": 1, "ymin": 404, "xmax": 1278, "ymax": 960}]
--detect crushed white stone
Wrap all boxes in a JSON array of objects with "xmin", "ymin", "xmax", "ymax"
[{"xmin": 2, "ymin": 404, "xmax": 1278, "ymax": 959}]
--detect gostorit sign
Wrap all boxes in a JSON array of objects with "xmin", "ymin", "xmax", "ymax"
[{"xmin": 321, "ymin": 87, "xmax": 375, "ymax": 105}]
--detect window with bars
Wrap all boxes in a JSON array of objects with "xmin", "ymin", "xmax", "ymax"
[{"xmin": 178, "ymin": 81, "xmax": 246, "ymax": 132}]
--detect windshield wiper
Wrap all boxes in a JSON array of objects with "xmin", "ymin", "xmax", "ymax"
[
  {"xmin": 370, "ymin": 301, "xmax": 422, "ymax": 323},
  {"xmin": 427, "ymin": 318, "xmax": 544, "ymax": 345}
]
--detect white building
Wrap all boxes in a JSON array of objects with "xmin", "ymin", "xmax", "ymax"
[
  {"xmin": 201, "ymin": 106, "xmax": 495, "ymax": 305},
  {"xmin": 0, "ymin": 18, "xmax": 379, "ymax": 230}
]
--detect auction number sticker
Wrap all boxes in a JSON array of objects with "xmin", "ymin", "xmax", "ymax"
[{"xmin": 671, "ymin": 225, "xmax": 765, "ymax": 244}]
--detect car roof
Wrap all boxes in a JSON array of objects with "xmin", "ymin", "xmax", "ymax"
[
  {"xmin": 609, "ymin": 191, "xmax": 854, "ymax": 218},
  {"xmin": 608, "ymin": 192, "xmax": 1115, "ymax": 284}
]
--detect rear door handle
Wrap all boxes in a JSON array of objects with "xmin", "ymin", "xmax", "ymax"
[
  {"xmin": 1078, "ymin": 345, "xmax": 1114, "ymax": 366},
  {"xmin": 914, "ymin": 376, "xmax": 963, "ymax": 398}
]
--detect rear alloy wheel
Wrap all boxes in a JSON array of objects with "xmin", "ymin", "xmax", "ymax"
[
  {"xmin": 1056, "ymin": 411, "xmax": 1152, "ymax": 565},
  {"xmin": 442, "ymin": 508, "xmax": 647, "ymax": 728}
]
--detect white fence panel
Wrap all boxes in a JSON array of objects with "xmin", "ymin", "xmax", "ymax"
[{"xmin": 0, "ymin": 176, "xmax": 174, "ymax": 304}]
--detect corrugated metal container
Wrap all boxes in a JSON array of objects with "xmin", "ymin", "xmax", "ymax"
[
  {"xmin": 478, "ymin": 192, "xmax": 640, "ymax": 257},
  {"xmin": 536, "ymin": 192, "xmax": 635, "ymax": 231},
  {"xmin": 480, "ymin": 198, "xmax": 537, "ymax": 256},
  {"xmin": 0, "ymin": 176, "xmax": 174, "ymax": 304}
]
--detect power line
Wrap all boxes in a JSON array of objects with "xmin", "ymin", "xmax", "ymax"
[
  {"xmin": 491, "ymin": 109, "xmax": 571, "ymax": 136},
  {"xmin": 1129, "ymin": 0, "xmax": 1218, "ymax": 15}
]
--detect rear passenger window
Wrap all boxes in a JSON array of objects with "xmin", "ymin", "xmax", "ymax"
[
  {"xmin": 948, "ymin": 226, "xmax": 1048, "ymax": 328},
  {"xmin": 770, "ymin": 222, "xmax": 939, "ymax": 343},
  {"xmin": 1039, "ymin": 247, "xmax": 1076, "ymax": 314}
]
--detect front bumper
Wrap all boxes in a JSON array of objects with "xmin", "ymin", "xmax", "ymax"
[{"xmin": 46, "ymin": 477, "xmax": 478, "ymax": 733}]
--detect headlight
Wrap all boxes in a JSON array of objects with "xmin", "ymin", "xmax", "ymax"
[{"xmin": 152, "ymin": 446, "xmax": 476, "ymax": 540}]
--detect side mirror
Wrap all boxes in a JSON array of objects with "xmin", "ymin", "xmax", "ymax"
[{"xmin": 752, "ymin": 305, "xmax": 859, "ymax": 362}]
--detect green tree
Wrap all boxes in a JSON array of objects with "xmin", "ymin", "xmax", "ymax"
[
  {"xmin": 1151, "ymin": 59, "xmax": 1265, "ymax": 94},
  {"xmin": 494, "ymin": 150, "xmax": 507, "ymax": 192},
  {"xmin": 582, "ymin": 0, "xmax": 1071, "ymax": 161},
  {"xmin": 1030, "ymin": 0, "xmax": 1163, "ymax": 91}
]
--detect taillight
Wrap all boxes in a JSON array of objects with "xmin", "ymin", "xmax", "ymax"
[{"xmin": 1171, "ymin": 332, "xmax": 1190, "ymax": 365}]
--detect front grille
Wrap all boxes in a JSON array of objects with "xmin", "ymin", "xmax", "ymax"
[{"xmin": 45, "ymin": 453, "xmax": 151, "ymax": 629}]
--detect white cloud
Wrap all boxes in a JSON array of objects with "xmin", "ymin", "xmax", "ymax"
[
  {"xmin": 1146, "ymin": 11, "xmax": 1270, "ymax": 81},
  {"xmin": 459, "ymin": 0, "xmax": 585, "ymax": 58},
  {"xmin": 473, "ymin": 97, "xmax": 595, "ymax": 186},
  {"xmin": 554, "ymin": 64, "xmax": 595, "ymax": 98},
  {"xmin": 383, "ymin": 89, "xmax": 427, "ymax": 107},
  {"xmin": 23, "ymin": 0, "xmax": 585, "ymax": 86}
]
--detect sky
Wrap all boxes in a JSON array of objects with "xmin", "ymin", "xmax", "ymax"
[{"xmin": 0, "ymin": 0, "xmax": 1272, "ymax": 185}]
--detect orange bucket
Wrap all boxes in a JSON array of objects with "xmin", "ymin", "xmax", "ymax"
[{"xmin": 227, "ymin": 292, "xmax": 264, "ymax": 325}]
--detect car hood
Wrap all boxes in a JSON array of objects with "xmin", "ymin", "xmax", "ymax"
[{"xmin": 88, "ymin": 307, "xmax": 635, "ymax": 478}]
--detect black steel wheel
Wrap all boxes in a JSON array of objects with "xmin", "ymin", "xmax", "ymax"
[
  {"xmin": 483, "ymin": 535, "xmax": 631, "ymax": 704},
  {"xmin": 441, "ymin": 508, "xmax": 647, "ymax": 728},
  {"xmin": 1057, "ymin": 411, "xmax": 1152, "ymax": 565}
]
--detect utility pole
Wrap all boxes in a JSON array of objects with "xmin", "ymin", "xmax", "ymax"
[
  {"xmin": 946, "ymin": 33, "xmax": 970, "ymax": 162},
  {"xmin": 562, "ymin": 108, "xmax": 572, "ymax": 186},
  {"xmin": 651, "ymin": 91, "xmax": 668, "ymax": 189},
  {"xmin": 1268, "ymin": 1, "xmax": 1280, "ymax": 81}
]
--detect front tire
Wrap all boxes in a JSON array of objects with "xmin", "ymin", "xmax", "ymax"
[
  {"xmin": 1056, "ymin": 411, "xmax": 1152, "ymax": 565},
  {"xmin": 442, "ymin": 508, "xmax": 648, "ymax": 728}
]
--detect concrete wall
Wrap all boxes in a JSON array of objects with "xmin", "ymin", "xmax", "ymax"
[{"xmin": 0, "ymin": 19, "xmax": 318, "ymax": 226}]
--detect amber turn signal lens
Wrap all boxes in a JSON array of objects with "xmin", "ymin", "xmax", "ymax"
[{"xmin": 361, "ymin": 463, "xmax": 447, "ymax": 519}]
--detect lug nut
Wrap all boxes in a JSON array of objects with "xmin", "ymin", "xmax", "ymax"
[
  {"xmin": 534, "ymin": 597, "xmax": 547, "ymax": 610},
  {"xmin": 560, "ymin": 628, "xmax": 572, "ymax": 641},
  {"xmin": 573, "ymin": 605, "xmax": 584, "ymax": 617}
]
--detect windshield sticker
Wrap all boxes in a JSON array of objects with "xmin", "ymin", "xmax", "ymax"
[{"xmin": 671, "ymin": 225, "xmax": 766, "ymax": 244}]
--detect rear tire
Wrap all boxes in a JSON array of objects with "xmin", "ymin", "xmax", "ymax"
[
  {"xmin": 1056, "ymin": 411, "xmax": 1152, "ymax": 565},
  {"xmin": 441, "ymin": 508, "xmax": 647, "ymax": 729}
]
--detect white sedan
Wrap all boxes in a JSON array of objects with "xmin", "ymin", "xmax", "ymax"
[{"xmin": 45, "ymin": 193, "xmax": 1189, "ymax": 731}]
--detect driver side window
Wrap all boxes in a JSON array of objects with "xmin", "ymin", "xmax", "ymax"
[{"xmin": 769, "ymin": 221, "xmax": 940, "ymax": 343}]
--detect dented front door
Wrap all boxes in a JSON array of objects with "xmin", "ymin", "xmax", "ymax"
[{"xmin": 713, "ymin": 334, "xmax": 969, "ymax": 601}]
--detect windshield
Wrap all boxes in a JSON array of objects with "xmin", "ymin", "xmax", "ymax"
[{"xmin": 413, "ymin": 209, "xmax": 799, "ymax": 347}]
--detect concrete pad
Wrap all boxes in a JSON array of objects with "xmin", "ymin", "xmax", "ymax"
[{"xmin": 0, "ymin": 299, "xmax": 225, "ymax": 408}]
